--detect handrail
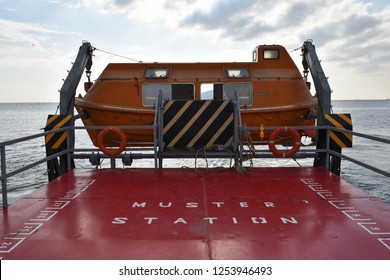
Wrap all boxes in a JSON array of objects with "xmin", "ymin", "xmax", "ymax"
[
  {"xmin": 328, "ymin": 150, "xmax": 390, "ymax": 178},
  {"xmin": 331, "ymin": 126, "xmax": 390, "ymax": 144},
  {"xmin": 242, "ymin": 125, "xmax": 390, "ymax": 178},
  {"xmin": 1, "ymin": 124, "xmax": 157, "ymax": 207},
  {"xmin": 1, "ymin": 124, "xmax": 389, "ymax": 208}
]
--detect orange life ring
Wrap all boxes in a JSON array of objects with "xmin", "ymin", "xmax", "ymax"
[
  {"xmin": 97, "ymin": 127, "xmax": 127, "ymax": 156},
  {"xmin": 268, "ymin": 127, "xmax": 301, "ymax": 158}
]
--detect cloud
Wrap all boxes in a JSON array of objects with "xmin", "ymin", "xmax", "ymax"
[
  {"xmin": 175, "ymin": 0, "xmax": 390, "ymax": 70},
  {"xmin": 179, "ymin": 0, "xmax": 278, "ymax": 40},
  {"xmin": 0, "ymin": 18, "xmax": 83, "ymax": 73},
  {"xmin": 0, "ymin": 19, "xmax": 59, "ymax": 47},
  {"xmin": 3, "ymin": 0, "xmax": 390, "ymax": 65},
  {"xmin": 181, "ymin": 0, "xmax": 256, "ymax": 28},
  {"xmin": 57, "ymin": 0, "xmax": 390, "ymax": 74},
  {"xmin": 302, "ymin": 4, "xmax": 390, "ymax": 71},
  {"xmin": 114, "ymin": 0, "xmax": 134, "ymax": 7},
  {"xmin": 1, "ymin": 0, "xmax": 389, "ymax": 102}
]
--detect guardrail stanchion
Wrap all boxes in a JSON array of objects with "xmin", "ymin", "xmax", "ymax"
[{"xmin": 1, "ymin": 145, "xmax": 8, "ymax": 207}]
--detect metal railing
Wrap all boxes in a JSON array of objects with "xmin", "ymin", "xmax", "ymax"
[
  {"xmin": 0, "ymin": 124, "xmax": 158, "ymax": 208},
  {"xmin": 1, "ymin": 124, "xmax": 390, "ymax": 208}
]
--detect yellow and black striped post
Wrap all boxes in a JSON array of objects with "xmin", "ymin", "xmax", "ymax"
[
  {"xmin": 163, "ymin": 100, "xmax": 234, "ymax": 149},
  {"xmin": 325, "ymin": 114, "xmax": 353, "ymax": 149},
  {"xmin": 45, "ymin": 114, "xmax": 72, "ymax": 150}
]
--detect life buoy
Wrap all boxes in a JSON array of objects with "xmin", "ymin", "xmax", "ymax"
[
  {"xmin": 268, "ymin": 127, "xmax": 301, "ymax": 158},
  {"xmin": 97, "ymin": 127, "xmax": 127, "ymax": 156}
]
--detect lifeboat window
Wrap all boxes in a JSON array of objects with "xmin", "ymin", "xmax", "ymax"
[
  {"xmin": 263, "ymin": 49, "xmax": 279, "ymax": 60},
  {"xmin": 201, "ymin": 83, "xmax": 223, "ymax": 100},
  {"xmin": 223, "ymin": 83, "xmax": 252, "ymax": 106},
  {"xmin": 145, "ymin": 68, "xmax": 169, "ymax": 78},
  {"xmin": 142, "ymin": 83, "xmax": 194, "ymax": 105},
  {"xmin": 252, "ymin": 50, "xmax": 258, "ymax": 62},
  {"xmin": 172, "ymin": 84, "xmax": 194, "ymax": 100},
  {"xmin": 142, "ymin": 83, "xmax": 172, "ymax": 106},
  {"xmin": 227, "ymin": 68, "xmax": 249, "ymax": 78}
]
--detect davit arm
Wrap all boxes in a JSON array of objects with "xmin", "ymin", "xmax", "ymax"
[{"xmin": 59, "ymin": 41, "xmax": 94, "ymax": 116}]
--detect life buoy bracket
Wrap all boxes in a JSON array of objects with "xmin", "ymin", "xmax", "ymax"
[
  {"xmin": 97, "ymin": 127, "xmax": 127, "ymax": 156},
  {"xmin": 268, "ymin": 127, "xmax": 301, "ymax": 158}
]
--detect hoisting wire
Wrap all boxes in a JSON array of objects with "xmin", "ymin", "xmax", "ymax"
[
  {"xmin": 93, "ymin": 47, "xmax": 143, "ymax": 63},
  {"xmin": 53, "ymin": 46, "xmax": 143, "ymax": 115},
  {"xmin": 289, "ymin": 46, "xmax": 302, "ymax": 53}
]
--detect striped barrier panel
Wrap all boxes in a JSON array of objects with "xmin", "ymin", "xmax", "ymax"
[
  {"xmin": 325, "ymin": 114, "xmax": 352, "ymax": 148},
  {"xmin": 163, "ymin": 100, "xmax": 234, "ymax": 149},
  {"xmin": 45, "ymin": 114, "xmax": 72, "ymax": 150}
]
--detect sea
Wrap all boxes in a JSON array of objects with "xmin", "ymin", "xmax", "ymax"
[{"xmin": 0, "ymin": 100, "xmax": 389, "ymax": 207}]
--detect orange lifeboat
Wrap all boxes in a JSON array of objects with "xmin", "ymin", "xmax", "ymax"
[{"xmin": 74, "ymin": 44, "xmax": 317, "ymax": 147}]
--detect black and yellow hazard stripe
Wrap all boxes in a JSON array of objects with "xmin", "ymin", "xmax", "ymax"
[
  {"xmin": 163, "ymin": 100, "xmax": 234, "ymax": 149},
  {"xmin": 45, "ymin": 114, "xmax": 72, "ymax": 150},
  {"xmin": 325, "ymin": 114, "xmax": 352, "ymax": 148}
]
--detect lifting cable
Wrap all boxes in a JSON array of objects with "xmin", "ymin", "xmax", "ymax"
[
  {"xmin": 93, "ymin": 47, "xmax": 143, "ymax": 63},
  {"xmin": 289, "ymin": 46, "xmax": 302, "ymax": 53}
]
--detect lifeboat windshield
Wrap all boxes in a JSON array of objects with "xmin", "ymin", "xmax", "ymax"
[
  {"xmin": 226, "ymin": 68, "xmax": 249, "ymax": 78},
  {"xmin": 145, "ymin": 68, "xmax": 169, "ymax": 78},
  {"xmin": 263, "ymin": 49, "xmax": 279, "ymax": 59}
]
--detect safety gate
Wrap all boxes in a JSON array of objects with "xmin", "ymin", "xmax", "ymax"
[{"xmin": 162, "ymin": 100, "xmax": 235, "ymax": 149}]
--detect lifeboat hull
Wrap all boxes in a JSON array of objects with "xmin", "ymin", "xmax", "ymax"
[{"xmin": 75, "ymin": 99, "xmax": 317, "ymax": 147}]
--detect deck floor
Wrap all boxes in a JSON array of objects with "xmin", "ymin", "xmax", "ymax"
[{"xmin": 1, "ymin": 167, "xmax": 390, "ymax": 259}]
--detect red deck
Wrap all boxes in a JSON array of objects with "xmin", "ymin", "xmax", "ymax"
[{"xmin": 1, "ymin": 167, "xmax": 389, "ymax": 260}]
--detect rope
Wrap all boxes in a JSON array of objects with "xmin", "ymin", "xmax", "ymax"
[
  {"xmin": 193, "ymin": 145, "xmax": 234, "ymax": 174},
  {"xmin": 240, "ymin": 125, "xmax": 255, "ymax": 169},
  {"xmin": 93, "ymin": 47, "xmax": 143, "ymax": 63}
]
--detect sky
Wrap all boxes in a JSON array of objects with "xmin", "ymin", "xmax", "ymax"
[{"xmin": 0, "ymin": 0, "xmax": 389, "ymax": 102}]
